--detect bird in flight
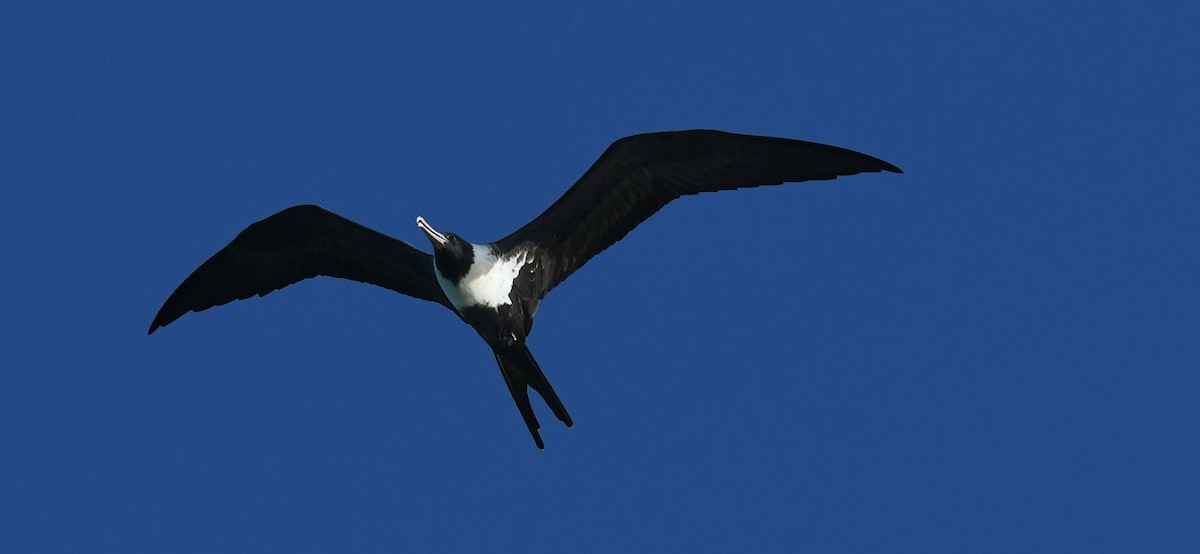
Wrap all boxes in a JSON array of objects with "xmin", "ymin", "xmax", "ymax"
[{"xmin": 149, "ymin": 130, "xmax": 901, "ymax": 448}]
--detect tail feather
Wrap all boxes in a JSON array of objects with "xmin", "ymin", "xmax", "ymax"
[
  {"xmin": 493, "ymin": 344, "xmax": 573, "ymax": 449},
  {"xmin": 517, "ymin": 346, "xmax": 573, "ymax": 428}
]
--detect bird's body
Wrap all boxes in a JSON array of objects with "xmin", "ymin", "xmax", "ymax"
[{"xmin": 149, "ymin": 130, "xmax": 901, "ymax": 448}]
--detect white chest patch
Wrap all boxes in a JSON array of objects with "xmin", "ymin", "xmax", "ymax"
[{"xmin": 435, "ymin": 245, "xmax": 530, "ymax": 312}]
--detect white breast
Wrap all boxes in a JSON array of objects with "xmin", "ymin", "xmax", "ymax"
[{"xmin": 435, "ymin": 245, "xmax": 529, "ymax": 312}]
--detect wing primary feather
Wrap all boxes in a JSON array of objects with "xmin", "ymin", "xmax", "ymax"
[
  {"xmin": 493, "ymin": 130, "xmax": 901, "ymax": 298},
  {"xmin": 148, "ymin": 204, "xmax": 451, "ymax": 334}
]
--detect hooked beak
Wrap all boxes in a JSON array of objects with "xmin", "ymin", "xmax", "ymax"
[{"xmin": 416, "ymin": 216, "xmax": 448, "ymax": 249}]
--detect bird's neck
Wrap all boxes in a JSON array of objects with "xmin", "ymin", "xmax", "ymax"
[{"xmin": 433, "ymin": 242, "xmax": 478, "ymax": 285}]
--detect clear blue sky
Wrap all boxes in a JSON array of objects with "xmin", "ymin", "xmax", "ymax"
[{"xmin": 3, "ymin": 1, "xmax": 1198, "ymax": 552}]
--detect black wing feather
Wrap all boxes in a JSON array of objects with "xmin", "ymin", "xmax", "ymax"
[
  {"xmin": 149, "ymin": 204, "xmax": 451, "ymax": 333},
  {"xmin": 493, "ymin": 130, "xmax": 901, "ymax": 298}
]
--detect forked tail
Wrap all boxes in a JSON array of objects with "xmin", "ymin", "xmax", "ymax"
[{"xmin": 492, "ymin": 344, "xmax": 573, "ymax": 449}]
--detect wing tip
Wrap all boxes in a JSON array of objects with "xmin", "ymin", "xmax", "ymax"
[
  {"xmin": 147, "ymin": 306, "xmax": 182, "ymax": 335},
  {"xmin": 856, "ymin": 150, "xmax": 901, "ymax": 175}
]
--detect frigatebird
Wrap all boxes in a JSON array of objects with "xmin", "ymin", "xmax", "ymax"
[{"xmin": 149, "ymin": 130, "xmax": 901, "ymax": 448}]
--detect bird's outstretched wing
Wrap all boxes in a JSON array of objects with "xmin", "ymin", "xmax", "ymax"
[
  {"xmin": 149, "ymin": 204, "xmax": 452, "ymax": 333},
  {"xmin": 492, "ymin": 130, "xmax": 902, "ymax": 299}
]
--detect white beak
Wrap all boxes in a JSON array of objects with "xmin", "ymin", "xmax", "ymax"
[{"xmin": 416, "ymin": 216, "xmax": 448, "ymax": 248}]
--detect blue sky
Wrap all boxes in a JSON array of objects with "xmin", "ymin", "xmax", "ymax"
[{"xmin": 3, "ymin": 1, "xmax": 1198, "ymax": 551}]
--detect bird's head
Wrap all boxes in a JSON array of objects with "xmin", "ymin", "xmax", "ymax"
[{"xmin": 417, "ymin": 216, "xmax": 473, "ymax": 281}]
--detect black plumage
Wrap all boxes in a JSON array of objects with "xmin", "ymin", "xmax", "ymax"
[{"xmin": 150, "ymin": 129, "xmax": 901, "ymax": 448}]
